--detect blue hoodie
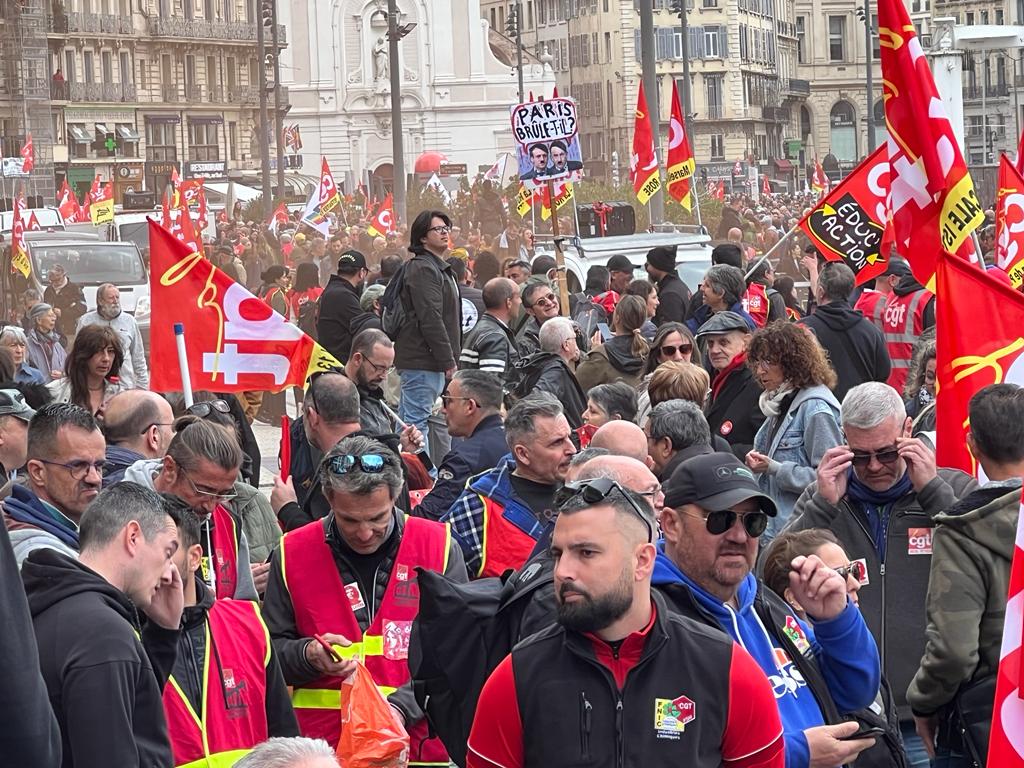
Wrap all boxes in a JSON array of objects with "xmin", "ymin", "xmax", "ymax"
[
  {"xmin": 652, "ymin": 548, "xmax": 880, "ymax": 768},
  {"xmin": 4, "ymin": 484, "xmax": 79, "ymax": 549}
]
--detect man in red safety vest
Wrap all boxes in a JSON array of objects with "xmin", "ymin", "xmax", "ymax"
[
  {"xmin": 263, "ymin": 435, "xmax": 467, "ymax": 765},
  {"xmin": 162, "ymin": 496, "xmax": 298, "ymax": 768},
  {"xmin": 880, "ymin": 269, "xmax": 935, "ymax": 393},
  {"xmin": 854, "ymin": 258, "xmax": 910, "ymax": 332}
]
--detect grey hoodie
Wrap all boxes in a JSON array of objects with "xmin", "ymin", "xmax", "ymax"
[{"xmin": 122, "ymin": 459, "xmax": 258, "ymax": 601}]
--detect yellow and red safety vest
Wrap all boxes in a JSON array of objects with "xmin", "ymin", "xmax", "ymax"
[
  {"xmin": 207, "ymin": 504, "xmax": 240, "ymax": 600},
  {"xmin": 882, "ymin": 289, "xmax": 933, "ymax": 393}
]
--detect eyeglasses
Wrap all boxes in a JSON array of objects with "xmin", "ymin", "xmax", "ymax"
[
  {"xmin": 187, "ymin": 400, "xmax": 231, "ymax": 418},
  {"xmin": 428, "ymin": 225, "xmax": 452, "ymax": 235},
  {"xmin": 440, "ymin": 393, "xmax": 474, "ymax": 408},
  {"xmin": 659, "ymin": 343, "xmax": 693, "ymax": 357},
  {"xmin": 179, "ymin": 466, "xmax": 237, "ymax": 500},
  {"xmin": 325, "ymin": 454, "xmax": 388, "ymax": 474},
  {"xmin": 361, "ymin": 357, "xmax": 395, "ymax": 376},
  {"xmin": 850, "ymin": 447, "xmax": 901, "ymax": 468},
  {"xmin": 37, "ymin": 458, "xmax": 106, "ymax": 480},
  {"xmin": 530, "ymin": 293, "xmax": 558, "ymax": 309},
  {"xmin": 686, "ymin": 507, "xmax": 769, "ymax": 537},
  {"xmin": 554, "ymin": 477, "xmax": 654, "ymax": 543},
  {"xmin": 834, "ymin": 561, "xmax": 867, "ymax": 582}
]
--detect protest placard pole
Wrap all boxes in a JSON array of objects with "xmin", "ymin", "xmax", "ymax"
[
  {"xmin": 548, "ymin": 179, "xmax": 571, "ymax": 317},
  {"xmin": 693, "ymin": 186, "xmax": 704, "ymax": 231},
  {"xmin": 174, "ymin": 322, "xmax": 194, "ymax": 408},
  {"xmin": 744, "ymin": 223, "xmax": 801, "ymax": 280}
]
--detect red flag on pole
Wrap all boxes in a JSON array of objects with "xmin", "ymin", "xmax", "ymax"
[
  {"xmin": 879, "ymin": 0, "xmax": 984, "ymax": 287},
  {"xmin": 1015, "ymin": 122, "xmax": 1024, "ymax": 176},
  {"xmin": 666, "ymin": 80, "xmax": 695, "ymax": 212},
  {"xmin": 715, "ymin": 179, "xmax": 725, "ymax": 201},
  {"xmin": 20, "ymin": 133, "xmax": 33, "ymax": 173},
  {"xmin": 762, "ymin": 175, "xmax": 771, "ymax": 196},
  {"xmin": 57, "ymin": 178, "xmax": 82, "ymax": 223},
  {"xmin": 267, "ymin": 202, "xmax": 289, "ymax": 236},
  {"xmin": 996, "ymin": 154, "xmax": 1024, "ymax": 289},
  {"xmin": 147, "ymin": 221, "xmax": 340, "ymax": 393},
  {"xmin": 367, "ymin": 193, "xmax": 395, "ymax": 238},
  {"xmin": 26, "ymin": 211, "xmax": 41, "ymax": 232},
  {"xmin": 630, "ymin": 82, "xmax": 661, "ymax": 205},
  {"xmin": 10, "ymin": 190, "xmax": 29, "ymax": 278},
  {"xmin": 811, "ymin": 158, "xmax": 829, "ymax": 194}
]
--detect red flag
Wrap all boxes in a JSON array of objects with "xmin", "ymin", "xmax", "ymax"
[
  {"xmin": 147, "ymin": 221, "xmax": 340, "ymax": 393},
  {"xmin": 179, "ymin": 178, "xmax": 204, "ymax": 208},
  {"xmin": 996, "ymin": 154, "xmax": 1024, "ymax": 289},
  {"xmin": 715, "ymin": 179, "xmax": 725, "ymax": 201},
  {"xmin": 10, "ymin": 190, "xmax": 29, "ymax": 278},
  {"xmin": 195, "ymin": 187, "xmax": 208, "ymax": 231},
  {"xmin": 1016, "ymin": 124, "xmax": 1024, "ymax": 175},
  {"xmin": 302, "ymin": 157, "xmax": 342, "ymax": 235},
  {"xmin": 811, "ymin": 159, "xmax": 829, "ymax": 194},
  {"xmin": 666, "ymin": 81, "xmax": 695, "ymax": 212},
  {"xmin": 20, "ymin": 133, "xmax": 33, "ymax": 173},
  {"xmin": 797, "ymin": 145, "xmax": 893, "ymax": 286},
  {"xmin": 879, "ymin": 0, "xmax": 984, "ymax": 287},
  {"xmin": 57, "ymin": 178, "xmax": 82, "ymax": 223},
  {"xmin": 630, "ymin": 82, "xmax": 661, "ymax": 205},
  {"xmin": 169, "ymin": 190, "xmax": 201, "ymax": 253},
  {"xmin": 934, "ymin": 252, "xmax": 1024, "ymax": 474},
  {"xmin": 26, "ymin": 211, "xmax": 41, "ymax": 232},
  {"xmin": 366, "ymin": 193, "xmax": 395, "ymax": 238},
  {"xmin": 988, "ymin": 497, "xmax": 1024, "ymax": 768},
  {"xmin": 267, "ymin": 202, "xmax": 289, "ymax": 236},
  {"xmin": 762, "ymin": 175, "xmax": 771, "ymax": 196}
]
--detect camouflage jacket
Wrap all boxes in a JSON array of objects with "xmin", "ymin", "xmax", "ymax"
[{"xmin": 906, "ymin": 480, "xmax": 1022, "ymax": 717}]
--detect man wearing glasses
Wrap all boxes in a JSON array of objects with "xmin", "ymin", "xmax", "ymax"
[
  {"xmin": 652, "ymin": 451, "xmax": 881, "ymax": 768},
  {"xmin": 787, "ymin": 382, "xmax": 977, "ymax": 765},
  {"xmin": 100, "ymin": 390, "xmax": 176, "ymax": 486},
  {"xmin": 5, "ymin": 402, "xmax": 103, "ymax": 566},
  {"xmin": 515, "ymin": 282, "xmax": 560, "ymax": 357},
  {"xmin": 468, "ymin": 473, "xmax": 786, "ymax": 768},
  {"xmin": 263, "ymin": 435, "xmax": 466, "ymax": 764}
]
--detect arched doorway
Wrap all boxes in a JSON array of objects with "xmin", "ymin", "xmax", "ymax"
[
  {"xmin": 830, "ymin": 100, "xmax": 857, "ymax": 162},
  {"xmin": 370, "ymin": 163, "xmax": 393, "ymax": 201}
]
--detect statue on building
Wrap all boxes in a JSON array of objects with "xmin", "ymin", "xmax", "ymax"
[{"xmin": 373, "ymin": 37, "xmax": 389, "ymax": 82}]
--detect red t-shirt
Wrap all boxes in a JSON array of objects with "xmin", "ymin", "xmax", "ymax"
[
  {"xmin": 467, "ymin": 603, "xmax": 785, "ymax": 768},
  {"xmin": 287, "ymin": 286, "xmax": 324, "ymax": 323}
]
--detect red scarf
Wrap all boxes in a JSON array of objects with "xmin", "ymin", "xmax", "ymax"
[{"xmin": 711, "ymin": 352, "xmax": 747, "ymax": 402}]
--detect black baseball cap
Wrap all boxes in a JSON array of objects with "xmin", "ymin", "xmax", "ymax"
[
  {"xmin": 884, "ymin": 259, "xmax": 911, "ymax": 277},
  {"xmin": 607, "ymin": 254, "xmax": 634, "ymax": 273},
  {"xmin": 0, "ymin": 389, "xmax": 35, "ymax": 422},
  {"xmin": 664, "ymin": 452, "xmax": 778, "ymax": 516},
  {"xmin": 337, "ymin": 250, "xmax": 367, "ymax": 273}
]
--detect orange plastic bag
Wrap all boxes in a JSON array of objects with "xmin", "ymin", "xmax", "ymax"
[{"xmin": 336, "ymin": 662, "xmax": 409, "ymax": 768}]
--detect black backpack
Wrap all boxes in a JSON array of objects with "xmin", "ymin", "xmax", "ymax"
[
  {"xmin": 297, "ymin": 297, "xmax": 320, "ymax": 340},
  {"xmin": 409, "ymin": 556, "xmax": 554, "ymax": 767},
  {"xmin": 570, "ymin": 291, "xmax": 608, "ymax": 341},
  {"xmin": 380, "ymin": 262, "xmax": 411, "ymax": 340}
]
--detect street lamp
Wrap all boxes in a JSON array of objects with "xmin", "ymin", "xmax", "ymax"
[
  {"xmin": 855, "ymin": 3, "xmax": 876, "ymax": 152},
  {"xmin": 386, "ymin": 0, "xmax": 415, "ymax": 226},
  {"xmin": 669, "ymin": 0, "xmax": 695, "ymax": 141},
  {"xmin": 506, "ymin": 2, "xmax": 525, "ymax": 105}
]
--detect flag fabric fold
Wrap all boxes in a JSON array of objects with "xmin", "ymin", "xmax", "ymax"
[
  {"xmin": 367, "ymin": 193, "xmax": 396, "ymax": 238},
  {"xmin": 996, "ymin": 154, "xmax": 1024, "ymax": 288},
  {"xmin": 666, "ymin": 81, "xmax": 695, "ymax": 212},
  {"xmin": 301, "ymin": 157, "xmax": 342, "ymax": 236},
  {"xmin": 57, "ymin": 178, "xmax": 82, "ymax": 223},
  {"xmin": 89, "ymin": 177, "xmax": 114, "ymax": 225},
  {"xmin": 630, "ymin": 82, "xmax": 661, "ymax": 205},
  {"xmin": 20, "ymin": 133, "xmax": 33, "ymax": 174},
  {"xmin": 811, "ymin": 159, "xmax": 829, "ymax": 195},
  {"xmin": 10, "ymin": 191, "xmax": 29, "ymax": 278}
]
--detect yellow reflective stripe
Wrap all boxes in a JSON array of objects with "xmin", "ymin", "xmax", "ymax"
[
  {"xmin": 292, "ymin": 685, "xmax": 398, "ymax": 709},
  {"xmin": 177, "ymin": 748, "xmax": 251, "ymax": 768},
  {"xmin": 249, "ymin": 602, "xmax": 272, "ymax": 668},
  {"xmin": 442, "ymin": 521, "xmax": 451, "ymax": 572},
  {"xmin": 477, "ymin": 493, "xmax": 489, "ymax": 577},
  {"xmin": 330, "ymin": 634, "xmax": 384, "ymax": 660},
  {"xmin": 279, "ymin": 533, "xmax": 289, "ymax": 593}
]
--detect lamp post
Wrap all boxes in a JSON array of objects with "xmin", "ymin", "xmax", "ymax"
[
  {"xmin": 857, "ymin": 3, "xmax": 876, "ymax": 152},
  {"xmin": 256, "ymin": 0, "xmax": 273, "ymax": 203},
  {"xmin": 271, "ymin": 0, "xmax": 285, "ymax": 196},
  {"xmin": 388, "ymin": 0, "xmax": 405, "ymax": 225},
  {"xmin": 506, "ymin": 2, "xmax": 525, "ymax": 104},
  {"xmin": 670, "ymin": 0, "xmax": 694, "ymax": 141}
]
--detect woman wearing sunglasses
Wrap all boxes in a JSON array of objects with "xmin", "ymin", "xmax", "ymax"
[
  {"xmin": 634, "ymin": 322, "xmax": 697, "ymax": 424},
  {"xmin": 744, "ymin": 322, "xmax": 843, "ymax": 538}
]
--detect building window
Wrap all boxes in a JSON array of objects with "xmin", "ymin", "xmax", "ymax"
[
  {"xmin": 704, "ymin": 26, "xmax": 720, "ymax": 58},
  {"xmin": 145, "ymin": 121, "xmax": 177, "ymax": 161},
  {"xmin": 83, "ymin": 50, "xmax": 95, "ymax": 83},
  {"xmin": 796, "ymin": 16, "xmax": 805, "ymax": 63},
  {"xmin": 64, "ymin": 49, "xmax": 76, "ymax": 82},
  {"xmin": 705, "ymin": 74, "xmax": 723, "ymax": 118},
  {"xmin": 710, "ymin": 134, "xmax": 724, "ymax": 160},
  {"xmin": 188, "ymin": 122, "xmax": 219, "ymax": 161},
  {"xmin": 830, "ymin": 100, "xmax": 857, "ymax": 162},
  {"xmin": 828, "ymin": 15, "xmax": 845, "ymax": 62},
  {"xmin": 997, "ymin": 8, "xmax": 1004, "ymax": 24}
]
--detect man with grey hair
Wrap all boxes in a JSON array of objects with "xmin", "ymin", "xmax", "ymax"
[
  {"xmin": 800, "ymin": 262, "xmax": 890, "ymax": 400},
  {"xmin": 264, "ymin": 435, "xmax": 465, "ymax": 762},
  {"xmin": 23, "ymin": 483, "xmax": 184, "ymax": 767},
  {"xmin": 511, "ymin": 316, "xmax": 586, "ymax": 427},
  {"xmin": 444, "ymin": 392, "xmax": 576, "ymax": 577},
  {"xmin": 234, "ymin": 737, "xmax": 339, "ymax": 768},
  {"xmin": 787, "ymin": 381, "xmax": 976, "ymax": 762},
  {"xmin": 347, "ymin": 283, "xmax": 385, "ymax": 342},
  {"xmin": 515, "ymin": 281, "xmax": 561, "ymax": 356},
  {"xmin": 645, "ymin": 399, "xmax": 716, "ymax": 481},
  {"xmin": 76, "ymin": 282, "xmax": 149, "ymax": 389}
]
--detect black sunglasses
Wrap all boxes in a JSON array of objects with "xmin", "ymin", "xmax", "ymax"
[
  {"xmin": 835, "ymin": 561, "xmax": 867, "ymax": 582},
  {"xmin": 324, "ymin": 454, "xmax": 387, "ymax": 475},
  {"xmin": 187, "ymin": 399, "xmax": 231, "ymax": 418},
  {"xmin": 306, "ymin": 369, "xmax": 346, "ymax": 413},
  {"xmin": 691, "ymin": 508, "xmax": 769, "ymax": 537},
  {"xmin": 555, "ymin": 477, "xmax": 654, "ymax": 543},
  {"xmin": 659, "ymin": 343, "xmax": 693, "ymax": 357},
  {"xmin": 850, "ymin": 447, "xmax": 900, "ymax": 468}
]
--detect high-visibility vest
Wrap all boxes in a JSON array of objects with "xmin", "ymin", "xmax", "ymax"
[
  {"xmin": 854, "ymin": 289, "xmax": 887, "ymax": 331},
  {"xmin": 281, "ymin": 516, "xmax": 451, "ymax": 765},
  {"xmin": 742, "ymin": 283, "xmax": 769, "ymax": 328},
  {"xmin": 163, "ymin": 599, "xmax": 271, "ymax": 768},
  {"xmin": 882, "ymin": 289, "xmax": 933, "ymax": 393},
  {"xmin": 208, "ymin": 504, "xmax": 240, "ymax": 600},
  {"xmin": 478, "ymin": 495, "xmax": 548, "ymax": 578}
]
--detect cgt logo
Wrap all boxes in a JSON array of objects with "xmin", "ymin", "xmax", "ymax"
[
  {"xmin": 654, "ymin": 694, "xmax": 696, "ymax": 740},
  {"xmin": 908, "ymin": 527, "xmax": 933, "ymax": 555}
]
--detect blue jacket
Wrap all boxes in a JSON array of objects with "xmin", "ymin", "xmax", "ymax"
[
  {"xmin": 752, "ymin": 384, "xmax": 843, "ymax": 537},
  {"xmin": 652, "ymin": 550, "xmax": 880, "ymax": 768},
  {"xmin": 686, "ymin": 301, "xmax": 757, "ymax": 335},
  {"xmin": 4, "ymin": 484, "xmax": 80, "ymax": 551},
  {"xmin": 103, "ymin": 445, "xmax": 146, "ymax": 488}
]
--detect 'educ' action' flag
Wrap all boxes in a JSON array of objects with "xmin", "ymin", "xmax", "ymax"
[
  {"xmin": 666, "ymin": 81, "xmax": 695, "ymax": 212},
  {"xmin": 879, "ymin": 0, "xmax": 983, "ymax": 286},
  {"xmin": 630, "ymin": 82, "xmax": 661, "ymax": 206},
  {"xmin": 148, "ymin": 221, "xmax": 339, "ymax": 394},
  {"xmin": 797, "ymin": 145, "xmax": 893, "ymax": 286},
  {"xmin": 934, "ymin": 251, "xmax": 1024, "ymax": 474},
  {"xmin": 995, "ymin": 154, "xmax": 1024, "ymax": 288}
]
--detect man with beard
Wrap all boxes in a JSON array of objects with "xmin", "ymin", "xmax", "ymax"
[
  {"xmin": 467, "ymin": 475, "xmax": 785, "ymax": 768},
  {"xmin": 76, "ymin": 283, "xmax": 149, "ymax": 390},
  {"xmin": 343, "ymin": 329, "xmax": 422, "ymax": 449}
]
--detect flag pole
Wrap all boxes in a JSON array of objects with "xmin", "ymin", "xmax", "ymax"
[
  {"xmin": 174, "ymin": 323, "xmax": 194, "ymax": 408},
  {"xmin": 571, "ymin": 185, "xmax": 581, "ymax": 238},
  {"xmin": 548, "ymin": 179, "xmax": 571, "ymax": 316},
  {"xmin": 692, "ymin": 186, "xmax": 704, "ymax": 231},
  {"xmin": 744, "ymin": 223, "xmax": 801, "ymax": 280}
]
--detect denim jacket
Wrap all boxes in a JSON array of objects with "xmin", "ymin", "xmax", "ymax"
[{"xmin": 753, "ymin": 384, "xmax": 842, "ymax": 537}]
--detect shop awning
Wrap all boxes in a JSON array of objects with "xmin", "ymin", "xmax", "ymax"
[
  {"xmin": 116, "ymin": 124, "xmax": 140, "ymax": 141},
  {"xmin": 94, "ymin": 123, "xmax": 109, "ymax": 136},
  {"xmin": 772, "ymin": 158, "xmax": 794, "ymax": 172},
  {"xmin": 189, "ymin": 115, "xmax": 223, "ymax": 124},
  {"xmin": 67, "ymin": 124, "xmax": 90, "ymax": 143}
]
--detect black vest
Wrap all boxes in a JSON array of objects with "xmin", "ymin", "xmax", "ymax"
[{"xmin": 511, "ymin": 592, "xmax": 735, "ymax": 768}]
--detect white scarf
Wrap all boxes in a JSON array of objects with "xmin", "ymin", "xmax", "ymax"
[{"xmin": 758, "ymin": 382, "xmax": 795, "ymax": 418}]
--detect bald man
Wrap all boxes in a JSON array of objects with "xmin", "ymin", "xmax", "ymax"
[
  {"xmin": 100, "ymin": 390, "xmax": 175, "ymax": 486},
  {"xmin": 589, "ymin": 420, "xmax": 653, "ymax": 469}
]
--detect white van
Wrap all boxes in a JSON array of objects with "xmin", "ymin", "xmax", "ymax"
[
  {"xmin": 112, "ymin": 210, "xmax": 217, "ymax": 253},
  {"xmin": 0, "ymin": 207, "xmax": 65, "ymax": 235}
]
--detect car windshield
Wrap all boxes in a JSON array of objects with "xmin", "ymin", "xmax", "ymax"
[
  {"xmin": 31, "ymin": 243, "xmax": 146, "ymax": 285},
  {"xmin": 118, "ymin": 221, "xmax": 150, "ymax": 251}
]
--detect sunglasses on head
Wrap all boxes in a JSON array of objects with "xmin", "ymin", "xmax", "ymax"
[
  {"xmin": 187, "ymin": 399, "xmax": 231, "ymax": 418},
  {"xmin": 324, "ymin": 454, "xmax": 387, "ymax": 475},
  {"xmin": 660, "ymin": 343, "xmax": 693, "ymax": 357},
  {"xmin": 691, "ymin": 507, "xmax": 769, "ymax": 537},
  {"xmin": 850, "ymin": 447, "xmax": 900, "ymax": 468},
  {"xmin": 834, "ymin": 560, "xmax": 867, "ymax": 582},
  {"xmin": 554, "ymin": 477, "xmax": 654, "ymax": 543}
]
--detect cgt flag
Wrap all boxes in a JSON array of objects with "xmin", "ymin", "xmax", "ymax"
[
  {"xmin": 57, "ymin": 178, "xmax": 82, "ymax": 223},
  {"xmin": 10, "ymin": 191, "xmax": 29, "ymax": 278},
  {"xmin": 811, "ymin": 159, "xmax": 829, "ymax": 195},
  {"xmin": 995, "ymin": 154, "xmax": 1024, "ymax": 288},
  {"xmin": 148, "ymin": 221, "xmax": 340, "ymax": 394},
  {"xmin": 367, "ymin": 193, "xmax": 395, "ymax": 237},
  {"xmin": 880, "ymin": 0, "xmax": 984, "ymax": 286},
  {"xmin": 666, "ymin": 80, "xmax": 695, "ymax": 211},
  {"xmin": 301, "ymin": 157, "xmax": 342, "ymax": 236},
  {"xmin": 797, "ymin": 145, "xmax": 893, "ymax": 286},
  {"xmin": 90, "ymin": 177, "xmax": 114, "ymax": 225},
  {"xmin": 540, "ymin": 180, "xmax": 573, "ymax": 221},
  {"xmin": 20, "ymin": 133, "xmax": 33, "ymax": 174},
  {"xmin": 630, "ymin": 82, "xmax": 661, "ymax": 205},
  {"xmin": 934, "ymin": 252, "xmax": 1024, "ymax": 474}
]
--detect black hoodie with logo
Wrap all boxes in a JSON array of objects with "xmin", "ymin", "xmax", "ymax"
[
  {"xmin": 800, "ymin": 299, "xmax": 892, "ymax": 401},
  {"xmin": 22, "ymin": 549, "xmax": 180, "ymax": 768}
]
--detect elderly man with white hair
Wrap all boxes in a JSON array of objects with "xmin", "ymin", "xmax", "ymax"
[
  {"xmin": 785, "ymin": 381, "xmax": 977, "ymax": 767},
  {"xmin": 513, "ymin": 316, "xmax": 587, "ymax": 428},
  {"xmin": 76, "ymin": 282, "xmax": 149, "ymax": 389}
]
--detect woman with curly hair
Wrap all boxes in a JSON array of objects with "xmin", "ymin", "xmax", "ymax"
[
  {"xmin": 744, "ymin": 321, "xmax": 843, "ymax": 535},
  {"xmin": 46, "ymin": 324, "xmax": 127, "ymax": 416},
  {"xmin": 903, "ymin": 332, "xmax": 936, "ymax": 422}
]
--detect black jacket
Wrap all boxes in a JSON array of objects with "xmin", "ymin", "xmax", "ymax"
[
  {"xmin": 460, "ymin": 312, "xmax": 520, "ymax": 382},
  {"xmin": 44, "ymin": 281, "xmax": 87, "ymax": 338},
  {"xmin": 705, "ymin": 363, "xmax": 765, "ymax": 460},
  {"xmin": 800, "ymin": 301, "xmax": 891, "ymax": 401},
  {"xmin": 23, "ymin": 549, "xmax": 180, "ymax": 768},
  {"xmin": 173, "ymin": 577, "xmax": 298, "ymax": 740},
  {"xmin": 515, "ymin": 352, "xmax": 587, "ymax": 428},
  {"xmin": 715, "ymin": 206, "xmax": 744, "ymax": 239},
  {"xmin": 395, "ymin": 249, "xmax": 462, "ymax": 371},
  {"xmin": 515, "ymin": 316, "xmax": 541, "ymax": 358},
  {"xmin": 414, "ymin": 414, "xmax": 508, "ymax": 521},
  {"xmin": 0, "ymin": 520, "xmax": 61, "ymax": 766},
  {"xmin": 349, "ymin": 310, "xmax": 382, "ymax": 341},
  {"xmin": 316, "ymin": 275, "xmax": 362, "ymax": 363},
  {"xmin": 893, "ymin": 275, "xmax": 936, "ymax": 330},
  {"xmin": 653, "ymin": 272, "xmax": 692, "ymax": 326}
]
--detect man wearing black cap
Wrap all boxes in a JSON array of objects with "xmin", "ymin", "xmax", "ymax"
[
  {"xmin": 853, "ymin": 257, "xmax": 910, "ymax": 332},
  {"xmin": 606, "ymin": 254, "xmax": 634, "ymax": 294},
  {"xmin": 317, "ymin": 250, "xmax": 369, "ymax": 364},
  {"xmin": 645, "ymin": 246, "xmax": 691, "ymax": 325},
  {"xmin": 651, "ymin": 451, "xmax": 881, "ymax": 768}
]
